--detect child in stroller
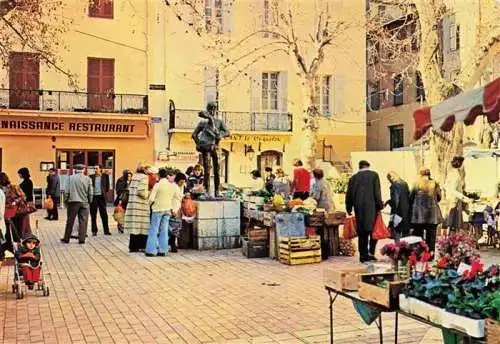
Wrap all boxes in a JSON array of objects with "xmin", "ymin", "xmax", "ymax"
[{"xmin": 15, "ymin": 233, "xmax": 41, "ymax": 290}]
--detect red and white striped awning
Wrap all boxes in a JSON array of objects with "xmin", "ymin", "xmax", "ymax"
[{"xmin": 413, "ymin": 77, "xmax": 500, "ymax": 140}]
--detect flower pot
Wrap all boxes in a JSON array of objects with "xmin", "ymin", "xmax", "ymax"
[
  {"xmin": 399, "ymin": 294, "xmax": 411, "ymax": 313},
  {"xmin": 409, "ymin": 298, "xmax": 442, "ymax": 325},
  {"xmin": 441, "ymin": 310, "xmax": 485, "ymax": 338}
]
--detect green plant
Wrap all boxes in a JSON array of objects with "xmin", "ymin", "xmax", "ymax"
[{"xmin": 327, "ymin": 173, "xmax": 350, "ymax": 194}]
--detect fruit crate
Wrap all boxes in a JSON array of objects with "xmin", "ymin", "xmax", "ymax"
[
  {"xmin": 325, "ymin": 211, "xmax": 346, "ymax": 226},
  {"xmin": 279, "ymin": 236, "xmax": 321, "ymax": 265},
  {"xmin": 323, "ymin": 267, "xmax": 368, "ymax": 291},
  {"xmin": 306, "ymin": 212, "xmax": 325, "ymax": 226},
  {"xmin": 247, "ymin": 227, "xmax": 268, "ymax": 241},
  {"xmin": 486, "ymin": 318, "xmax": 500, "ymax": 344}
]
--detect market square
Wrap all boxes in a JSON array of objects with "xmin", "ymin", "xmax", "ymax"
[{"xmin": 0, "ymin": 0, "xmax": 500, "ymax": 343}]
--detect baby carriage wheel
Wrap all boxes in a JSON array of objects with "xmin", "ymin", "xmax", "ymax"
[{"xmin": 43, "ymin": 286, "xmax": 49, "ymax": 297}]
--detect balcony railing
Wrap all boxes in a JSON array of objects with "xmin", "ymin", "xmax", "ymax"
[
  {"xmin": 0, "ymin": 89, "xmax": 148, "ymax": 114},
  {"xmin": 170, "ymin": 109, "xmax": 293, "ymax": 132}
]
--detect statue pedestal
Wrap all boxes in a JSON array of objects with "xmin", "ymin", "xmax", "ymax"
[{"xmin": 193, "ymin": 200, "xmax": 241, "ymax": 250}]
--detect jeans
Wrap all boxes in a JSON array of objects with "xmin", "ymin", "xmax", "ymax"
[{"xmin": 145, "ymin": 211, "xmax": 170, "ymax": 255}]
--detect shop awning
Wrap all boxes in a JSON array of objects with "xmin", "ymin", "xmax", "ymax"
[{"xmin": 413, "ymin": 77, "xmax": 500, "ymax": 140}]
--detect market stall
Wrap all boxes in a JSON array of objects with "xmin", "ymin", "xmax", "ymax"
[
  {"xmin": 241, "ymin": 190, "xmax": 346, "ymax": 264},
  {"xmin": 323, "ymin": 233, "xmax": 499, "ymax": 344}
]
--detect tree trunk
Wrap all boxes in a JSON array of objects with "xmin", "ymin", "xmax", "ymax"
[{"xmin": 300, "ymin": 75, "xmax": 319, "ymax": 170}]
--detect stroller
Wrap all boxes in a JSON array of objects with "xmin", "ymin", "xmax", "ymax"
[{"xmin": 9, "ymin": 219, "xmax": 49, "ymax": 299}]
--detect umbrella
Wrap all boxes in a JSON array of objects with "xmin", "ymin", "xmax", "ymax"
[{"xmin": 413, "ymin": 77, "xmax": 500, "ymax": 140}]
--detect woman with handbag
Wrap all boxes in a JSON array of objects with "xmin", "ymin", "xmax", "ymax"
[
  {"xmin": 0, "ymin": 173, "xmax": 22, "ymax": 254},
  {"xmin": 17, "ymin": 168, "xmax": 35, "ymax": 235}
]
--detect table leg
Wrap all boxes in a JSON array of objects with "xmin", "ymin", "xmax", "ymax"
[
  {"xmin": 329, "ymin": 291, "xmax": 338, "ymax": 344},
  {"xmin": 378, "ymin": 314, "xmax": 383, "ymax": 344},
  {"xmin": 394, "ymin": 312, "xmax": 398, "ymax": 344}
]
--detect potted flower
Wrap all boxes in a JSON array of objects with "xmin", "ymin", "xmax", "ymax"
[
  {"xmin": 380, "ymin": 241, "xmax": 413, "ymax": 279},
  {"xmin": 436, "ymin": 231, "xmax": 480, "ymax": 269},
  {"xmin": 327, "ymin": 173, "xmax": 349, "ymax": 206}
]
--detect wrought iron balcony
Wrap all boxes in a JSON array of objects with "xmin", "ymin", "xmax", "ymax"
[
  {"xmin": 0, "ymin": 88, "xmax": 148, "ymax": 114},
  {"xmin": 170, "ymin": 109, "xmax": 293, "ymax": 132}
]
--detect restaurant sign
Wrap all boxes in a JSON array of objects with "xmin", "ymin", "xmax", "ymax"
[
  {"xmin": 0, "ymin": 114, "xmax": 149, "ymax": 138},
  {"xmin": 173, "ymin": 131, "xmax": 290, "ymax": 144}
]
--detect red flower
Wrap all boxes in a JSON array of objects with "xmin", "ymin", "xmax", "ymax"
[
  {"xmin": 409, "ymin": 253, "xmax": 417, "ymax": 266},
  {"xmin": 491, "ymin": 266, "xmax": 498, "ymax": 275},
  {"xmin": 421, "ymin": 252, "xmax": 431, "ymax": 263},
  {"xmin": 438, "ymin": 256, "xmax": 450, "ymax": 268}
]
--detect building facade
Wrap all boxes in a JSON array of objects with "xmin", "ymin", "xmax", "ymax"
[
  {"xmin": 0, "ymin": 0, "xmax": 366, "ymax": 191},
  {"xmin": 366, "ymin": 0, "xmax": 500, "ymax": 151}
]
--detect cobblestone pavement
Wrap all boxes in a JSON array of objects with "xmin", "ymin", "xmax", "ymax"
[{"xmin": 1, "ymin": 212, "xmax": 497, "ymax": 344}]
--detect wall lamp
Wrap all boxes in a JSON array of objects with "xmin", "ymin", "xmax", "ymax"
[{"xmin": 244, "ymin": 144, "xmax": 255, "ymax": 160}]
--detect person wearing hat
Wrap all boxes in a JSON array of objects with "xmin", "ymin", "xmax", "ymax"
[
  {"xmin": 410, "ymin": 168, "xmax": 443, "ymax": 250},
  {"xmin": 16, "ymin": 233, "xmax": 41, "ymax": 289},
  {"xmin": 61, "ymin": 164, "xmax": 93, "ymax": 244}
]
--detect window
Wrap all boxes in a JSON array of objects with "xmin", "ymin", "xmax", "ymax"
[
  {"xmin": 261, "ymin": 72, "xmax": 279, "ymax": 111},
  {"xmin": 416, "ymin": 71, "xmax": 425, "ymax": 102},
  {"xmin": 389, "ymin": 125, "xmax": 404, "ymax": 150},
  {"xmin": 89, "ymin": 0, "xmax": 113, "ymax": 19},
  {"xmin": 205, "ymin": 0, "xmax": 229, "ymax": 34},
  {"xmin": 321, "ymin": 76, "xmax": 332, "ymax": 115},
  {"xmin": 367, "ymin": 82, "xmax": 380, "ymax": 111},
  {"xmin": 262, "ymin": 0, "xmax": 279, "ymax": 38},
  {"xmin": 393, "ymin": 74, "xmax": 403, "ymax": 106},
  {"xmin": 204, "ymin": 66, "xmax": 218, "ymax": 108},
  {"xmin": 8, "ymin": 52, "xmax": 40, "ymax": 110},
  {"xmin": 87, "ymin": 57, "xmax": 114, "ymax": 112},
  {"xmin": 449, "ymin": 18, "xmax": 460, "ymax": 51}
]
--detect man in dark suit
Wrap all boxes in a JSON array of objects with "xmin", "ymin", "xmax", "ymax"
[
  {"xmin": 346, "ymin": 160, "xmax": 383, "ymax": 263},
  {"xmin": 90, "ymin": 165, "xmax": 111, "ymax": 236}
]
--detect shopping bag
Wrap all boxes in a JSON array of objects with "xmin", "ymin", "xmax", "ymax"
[
  {"xmin": 44, "ymin": 197, "xmax": 54, "ymax": 210},
  {"xmin": 343, "ymin": 216, "xmax": 357, "ymax": 239},
  {"xmin": 182, "ymin": 197, "xmax": 197, "ymax": 218},
  {"xmin": 113, "ymin": 205, "xmax": 125, "ymax": 225},
  {"xmin": 371, "ymin": 213, "xmax": 391, "ymax": 240}
]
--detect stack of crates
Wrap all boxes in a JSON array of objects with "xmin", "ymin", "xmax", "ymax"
[{"xmin": 279, "ymin": 235, "xmax": 321, "ymax": 265}]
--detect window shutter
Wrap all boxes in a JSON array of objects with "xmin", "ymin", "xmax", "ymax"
[
  {"xmin": 87, "ymin": 58, "xmax": 100, "ymax": 93},
  {"xmin": 222, "ymin": 0, "xmax": 234, "ymax": 34},
  {"xmin": 334, "ymin": 75, "xmax": 345, "ymax": 115},
  {"xmin": 450, "ymin": 24, "xmax": 457, "ymax": 51},
  {"xmin": 250, "ymin": 70, "xmax": 261, "ymax": 113},
  {"xmin": 204, "ymin": 66, "xmax": 217, "ymax": 107},
  {"xmin": 24, "ymin": 53, "xmax": 40, "ymax": 90},
  {"xmin": 88, "ymin": 0, "xmax": 99, "ymax": 16},
  {"xmin": 101, "ymin": 59, "xmax": 114, "ymax": 94},
  {"xmin": 328, "ymin": 75, "xmax": 334, "ymax": 116},
  {"xmin": 102, "ymin": 0, "xmax": 113, "ymax": 18},
  {"xmin": 442, "ymin": 16, "xmax": 451, "ymax": 53},
  {"xmin": 278, "ymin": 71, "xmax": 288, "ymax": 113},
  {"xmin": 8, "ymin": 53, "xmax": 23, "ymax": 90}
]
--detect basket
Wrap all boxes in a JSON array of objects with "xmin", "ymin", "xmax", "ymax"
[{"xmin": 487, "ymin": 318, "xmax": 500, "ymax": 344}]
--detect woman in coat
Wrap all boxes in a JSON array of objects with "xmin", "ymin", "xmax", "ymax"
[
  {"xmin": 125, "ymin": 164, "xmax": 151, "ymax": 253},
  {"xmin": 0, "ymin": 172, "xmax": 22, "ymax": 253},
  {"xmin": 310, "ymin": 169, "xmax": 334, "ymax": 212},
  {"xmin": 115, "ymin": 170, "xmax": 132, "ymax": 208},
  {"xmin": 385, "ymin": 171, "xmax": 411, "ymax": 241},
  {"xmin": 410, "ymin": 168, "xmax": 443, "ymax": 251},
  {"xmin": 14, "ymin": 168, "xmax": 32, "ymax": 235}
]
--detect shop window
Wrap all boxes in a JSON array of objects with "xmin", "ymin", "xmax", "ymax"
[
  {"xmin": 87, "ymin": 57, "xmax": 115, "ymax": 112},
  {"xmin": 89, "ymin": 0, "xmax": 113, "ymax": 19},
  {"xmin": 88, "ymin": 151, "xmax": 99, "ymax": 167},
  {"xmin": 257, "ymin": 150, "xmax": 282, "ymax": 173},
  {"xmin": 389, "ymin": 125, "xmax": 404, "ymax": 150},
  {"xmin": 72, "ymin": 151, "xmax": 85, "ymax": 167},
  {"xmin": 8, "ymin": 52, "xmax": 40, "ymax": 110},
  {"xmin": 102, "ymin": 151, "xmax": 114, "ymax": 169}
]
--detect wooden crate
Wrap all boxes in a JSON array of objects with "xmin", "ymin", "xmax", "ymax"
[
  {"xmin": 324, "ymin": 267, "xmax": 368, "ymax": 291},
  {"xmin": 487, "ymin": 318, "xmax": 500, "ymax": 344},
  {"xmin": 263, "ymin": 212, "xmax": 275, "ymax": 227},
  {"xmin": 247, "ymin": 228, "xmax": 268, "ymax": 241},
  {"xmin": 279, "ymin": 236, "xmax": 321, "ymax": 265},
  {"xmin": 358, "ymin": 273, "xmax": 406, "ymax": 310},
  {"xmin": 306, "ymin": 212, "xmax": 325, "ymax": 227},
  {"xmin": 325, "ymin": 211, "xmax": 346, "ymax": 226}
]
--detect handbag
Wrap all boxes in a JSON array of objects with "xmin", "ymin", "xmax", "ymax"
[
  {"xmin": 168, "ymin": 217, "xmax": 182, "ymax": 237},
  {"xmin": 343, "ymin": 216, "xmax": 357, "ymax": 239},
  {"xmin": 16, "ymin": 199, "xmax": 37, "ymax": 216},
  {"xmin": 372, "ymin": 213, "xmax": 391, "ymax": 240},
  {"xmin": 44, "ymin": 196, "xmax": 54, "ymax": 210}
]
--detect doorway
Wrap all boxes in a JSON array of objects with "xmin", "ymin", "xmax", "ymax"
[
  {"xmin": 56, "ymin": 149, "xmax": 115, "ymax": 201},
  {"xmin": 257, "ymin": 150, "xmax": 282, "ymax": 173}
]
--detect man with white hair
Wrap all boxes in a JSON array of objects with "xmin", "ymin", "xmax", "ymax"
[{"xmin": 61, "ymin": 165, "xmax": 93, "ymax": 244}]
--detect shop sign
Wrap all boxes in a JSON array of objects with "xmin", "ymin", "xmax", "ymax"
[
  {"xmin": 224, "ymin": 134, "xmax": 288, "ymax": 144},
  {"xmin": 0, "ymin": 114, "xmax": 149, "ymax": 138},
  {"xmin": 157, "ymin": 150, "xmax": 198, "ymax": 163}
]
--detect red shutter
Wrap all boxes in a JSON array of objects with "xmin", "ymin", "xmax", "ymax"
[
  {"xmin": 9, "ymin": 52, "xmax": 39, "ymax": 110},
  {"xmin": 87, "ymin": 58, "xmax": 114, "ymax": 112},
  {"xmin": 102, "ymin": 0, "xmax": 113, "ymax": 18}
]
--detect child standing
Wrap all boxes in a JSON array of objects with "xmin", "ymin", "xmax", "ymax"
[{"xmin": 16, "ymin": 233, "xmax": 41, "ymax": 289}]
